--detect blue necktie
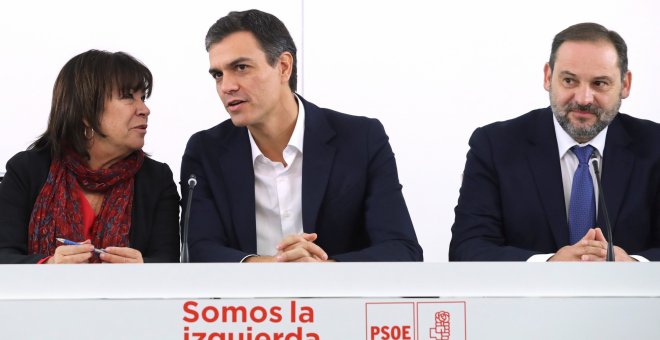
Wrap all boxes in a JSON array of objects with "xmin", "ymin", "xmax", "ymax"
[{"xmin": 568, "ymin": 145, "xmax": 596, "ymax": 244}]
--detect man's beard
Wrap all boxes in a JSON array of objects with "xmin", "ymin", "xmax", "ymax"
[{"xmin": 549, "ymin": 90, "xmax": 620, "ymax": 142}]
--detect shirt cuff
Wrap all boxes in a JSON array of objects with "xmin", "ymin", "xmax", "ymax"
[
  {"xmin": 37, "ymin": 256, "xmax": 52, "ymax": 264},
  {"xmin": 527, "ymin": 253, "xmax": 554, "ymax": 262},
  {"xmin": 630, "ymin": 255, "xmax": 649, "ymax": 262},
  {"xmin": 240, "ymin": 254, "xmax": 258, "ymax": 263}
]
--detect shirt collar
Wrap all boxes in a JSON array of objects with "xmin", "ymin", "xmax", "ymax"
[
  {"xmin": 249, "ymin": 94, "xmax": 305, "ymax": 164},
  {"xmin": 553, "ymin": 113, "xmax": 608, "ymax": 159}
]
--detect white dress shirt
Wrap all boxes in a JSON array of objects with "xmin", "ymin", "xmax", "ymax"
[
  {"xmin": 528, "ymin": 115, "xmax": 647, "ymax": 262},
  {"xmin": 248, "ymin": 96, "xmax": 305, "ymax": 256}
]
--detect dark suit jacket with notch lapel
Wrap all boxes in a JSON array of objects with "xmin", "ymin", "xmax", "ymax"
[
  {"xmin": 449, "ymin": 107, "xmax": 660, "ymax": 261},
  {"xmin": 181, "ymin": 95, "xmax": 422, "ymax": 262}
]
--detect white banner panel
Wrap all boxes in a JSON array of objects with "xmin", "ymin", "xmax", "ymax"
[{"xmin": 1, "ymin": 263, "xmax": 660, "ymax": 339}]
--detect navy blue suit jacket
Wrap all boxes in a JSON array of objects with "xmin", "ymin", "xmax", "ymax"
[
  {"xmin": 450, "ymin": 107, "xmax": 660, "ymax": 261},
  {"xmin": 181, "ymin": 96, "xmax": 422, "ymax": 262}
]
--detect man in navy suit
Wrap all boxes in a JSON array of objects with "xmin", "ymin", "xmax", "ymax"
[
  {"xmin": 181, "ymin": 9, "xmax": 422, "ymax": 262},
  {"xmin": 450, "ymin": 23, "xmax": 660, "ymax": 261}
]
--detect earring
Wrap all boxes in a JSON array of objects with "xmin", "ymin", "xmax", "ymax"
[{"xmin": 84, "ymin": 128, "xmax": 95, "ymax": 139}]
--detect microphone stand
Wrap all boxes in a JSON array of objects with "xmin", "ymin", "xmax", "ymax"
[
  {"xmin": 590, "ymin": 155, "xmax": 614, "ymax": 262},
  {"xmin": 181, "ymin": 174, "xmax": 197, "ymax": 263}
]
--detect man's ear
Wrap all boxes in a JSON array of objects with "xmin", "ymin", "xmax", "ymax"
[
  {"xmin": 278, "ymin": 52, "xmax": 294, "ymax": 84},
  {"xmin": 543, "ymin": 63, "xmax": 552, "ymax": 92},
  {"xmin": 620, "ymin": 70, "xmax": 632, "ymax": 99}
]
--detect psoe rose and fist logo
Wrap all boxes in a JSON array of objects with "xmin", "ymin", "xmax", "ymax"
[{"xmin": 366, "ymin": 301, "xmax": 466, "ymax": 340}]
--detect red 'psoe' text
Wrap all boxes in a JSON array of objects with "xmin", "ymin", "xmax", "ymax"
[{"xmin": 370, "ymin": 325, "xmax": 412, "ymax": 340}]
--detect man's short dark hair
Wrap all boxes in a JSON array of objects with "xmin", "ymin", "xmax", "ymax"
[
  {"xmin": 205, "ymin": 9, "xmax": 298, "ymax": 91},
  {"xmin": 549, "ymin": 22, "xmax": 628, "ymax": 80}
]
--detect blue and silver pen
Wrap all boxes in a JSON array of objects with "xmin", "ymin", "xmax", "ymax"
[{"xmin": 56, "ymin": 238, "xmax": 107, "ymax": 254}]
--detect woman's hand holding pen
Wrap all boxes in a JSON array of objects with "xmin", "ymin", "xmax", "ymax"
[
  {"xmin": 48, "ymin": 238, "xmax": 144, "ymax": 263},
  {"xmin": 99, "ymin": 247, "xmax": 144, "ymax": 263},
  {"xmin": 46, "ymin": 240, "xmax": 94, "ymax": 264}
]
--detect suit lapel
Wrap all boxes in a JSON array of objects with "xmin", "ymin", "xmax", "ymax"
[
  {"xmin": 217, "ymin": 127, "xmax": 257, "ymax": 253},
  {"xmin": 527, "ymin": 109, "xmax": 570, "ymax": 247},
  {"xmin": 300, "ymin": 97, "xmax": 336, "ymax": 233},
  {"xmin": 598, "ymin": 116, "xmax": 633, "ymax": 233}
]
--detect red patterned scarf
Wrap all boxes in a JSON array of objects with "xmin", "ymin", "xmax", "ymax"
[{"xmin": 27, "ymin": 150, "xmax": 144, "ymax": 261}]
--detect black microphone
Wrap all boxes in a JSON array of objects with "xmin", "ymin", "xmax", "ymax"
[
  {"xmin": 590, "ymin": 152, "xmax": 614, "ymax": 261},
  {"xmin": 181, "ymin": 174, "xmax": 197, "ymax": 263}
]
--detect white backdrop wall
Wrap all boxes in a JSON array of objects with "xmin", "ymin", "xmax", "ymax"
[{"xmin": 1, "ymin": 0, "xmax": 658, "ymax": 262}]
